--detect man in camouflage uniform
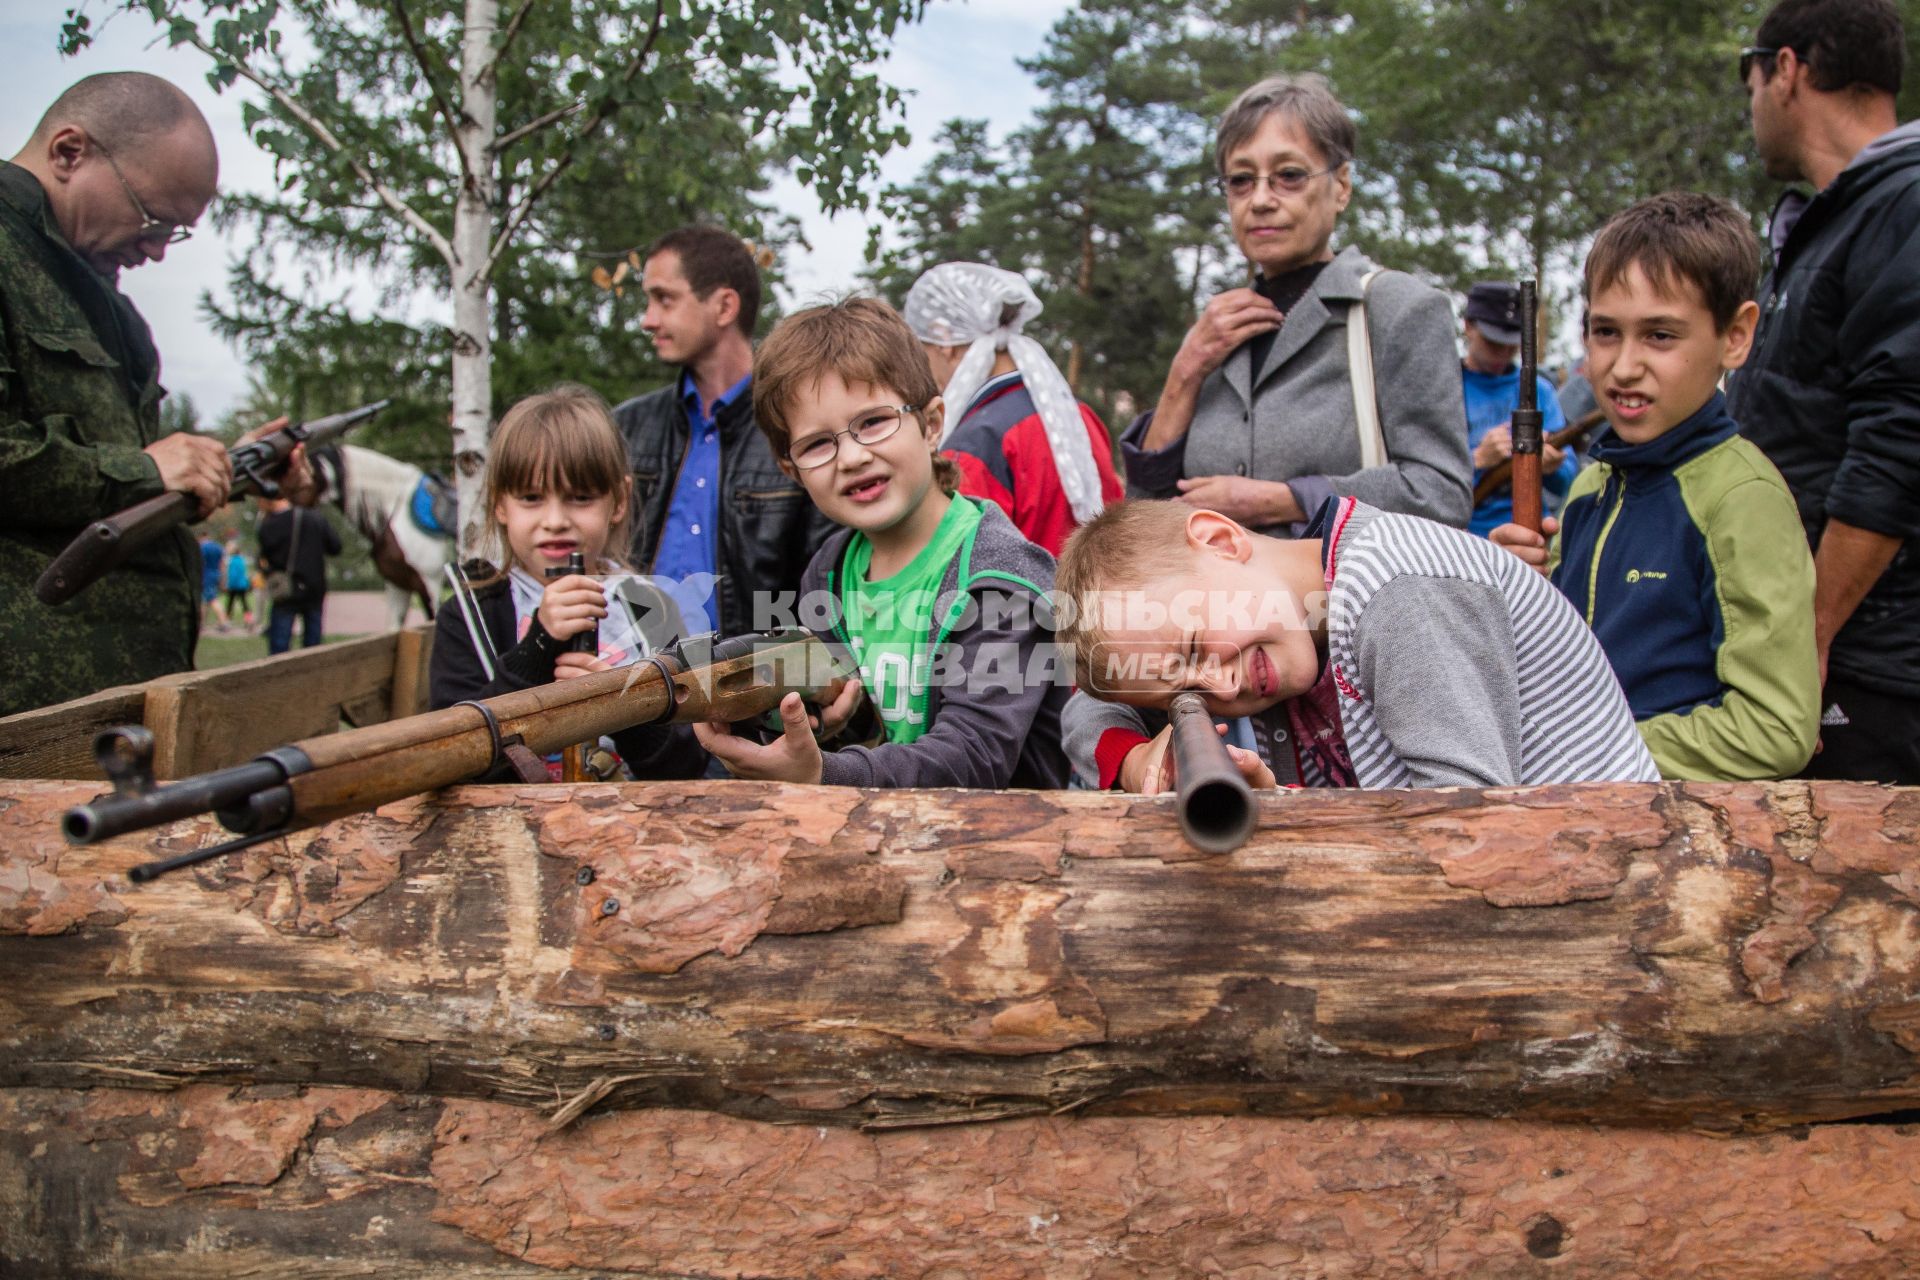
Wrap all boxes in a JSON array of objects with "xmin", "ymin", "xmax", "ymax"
[{"xmin": 0, "ymin": 73, "xmax": 232, "ymax": 716}]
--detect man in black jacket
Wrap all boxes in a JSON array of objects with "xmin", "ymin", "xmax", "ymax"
[
  {"xmin": 612, "ymin": 226, "xmax": 830, "ymax": 641},
  {"xmin": 1729, "ymin": 0, "xmax": 1920, "ymax": 782},
  {"xmin": 258, "ymin": 497, "xmax": 341, "ymax": 655}
]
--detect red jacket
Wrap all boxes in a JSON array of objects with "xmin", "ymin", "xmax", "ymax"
[{"xmin": 943, "ymin": 372, "xmax": 1124, "ymax": 556}]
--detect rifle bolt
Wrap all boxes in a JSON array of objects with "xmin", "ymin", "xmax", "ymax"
[
  {"xmin": 598, "ymin": 1024, "xmax": 617, "ymax": 1041},
  {"xmin": 600, "ymin": 897, "xmax": 620, "ymax": 917},
  {"xmin": 575, "ymin": 866, "xmax": 596, "ymax": 886}
]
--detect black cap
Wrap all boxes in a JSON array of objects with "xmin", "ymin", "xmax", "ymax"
[{"xmin": 1464, "ymin": 282, "xmax": 1522, "ymax": 345}]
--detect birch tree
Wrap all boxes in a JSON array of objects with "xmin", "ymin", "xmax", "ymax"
[{"xmin": 60, "ymin": 0, "xmax": 928, "ymax": 552}]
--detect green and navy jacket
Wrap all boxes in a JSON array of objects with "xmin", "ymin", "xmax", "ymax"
[{"xmin": 1548, "ymin": 392, "xmax": 1819, "ymax": 780}]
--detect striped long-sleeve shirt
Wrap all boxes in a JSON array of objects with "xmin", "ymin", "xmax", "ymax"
[{"xmin": 1063, "ymin": 497, "xmax": 1658, "ymax": 789}]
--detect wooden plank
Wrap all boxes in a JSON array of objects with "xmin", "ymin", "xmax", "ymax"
[
  {"xmin": 142, "ymin": 633, "xmax": 401, "ymax": 777},
  {"xmin": 0, "ymin": 681, "xmax": 148, "ymax": 781},
  {"xmin": 3, "ymin": 778, "xmax": 1916, "ymax": 1131},
  {"xmin": 4, "ymin": 1085, "xmax": 1918, "ymax": 1278},
  {"xmin": 388, "ymin": 624, "xmax": 435, "ymax": 720}
]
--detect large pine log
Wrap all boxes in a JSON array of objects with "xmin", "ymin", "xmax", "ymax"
[
  {"xmin": 2, "ymin": 779, "xmax": 1917, "ymax": 1131},
  {"xmin": 5, "ymin": 1084, "xmax": 1919, "ymax": 1278}
]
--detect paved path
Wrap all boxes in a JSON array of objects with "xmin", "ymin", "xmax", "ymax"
[{"xmin": 323, "ymin": 591, "xmax": 430, "ymax": 636}]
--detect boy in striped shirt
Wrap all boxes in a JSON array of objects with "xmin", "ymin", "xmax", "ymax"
[{"xmin": 1057, "ymin": 495, "xmax": 1658, "ymax": 791}]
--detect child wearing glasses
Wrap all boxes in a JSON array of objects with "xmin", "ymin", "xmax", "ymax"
[{"xmin": 690, "ymin": 295, "xmax": 1071, "ymax": 788}]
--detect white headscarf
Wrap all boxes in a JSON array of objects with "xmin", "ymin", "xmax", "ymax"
[{"xmin": 902, "ymin": 263, "xmax": 1106, "ymax": 525}]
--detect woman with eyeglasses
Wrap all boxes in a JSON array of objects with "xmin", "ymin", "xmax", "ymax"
[{"xmin": 1119, "ymin": 73, "xmax": 1470, "ymax": 537}]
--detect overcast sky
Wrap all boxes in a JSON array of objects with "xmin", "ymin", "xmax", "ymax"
[{"xmin": 5, "ymin": 0, "xmax": 1072, "ymax": 422}]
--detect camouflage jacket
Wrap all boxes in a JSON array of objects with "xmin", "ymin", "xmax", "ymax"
[{"xmin": 0, "ymin": 161, "xmax": 196, "ymax": 717}]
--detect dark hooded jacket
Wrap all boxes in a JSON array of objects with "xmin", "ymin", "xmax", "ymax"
[{"xmin": 1726, "ymin": 120, "xmax": 1920, "ymax": 696}]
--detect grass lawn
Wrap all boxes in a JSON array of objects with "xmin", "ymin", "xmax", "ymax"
[{"xmin": 194, "ymin": 629, "xmax": 357, "ymax": 671}]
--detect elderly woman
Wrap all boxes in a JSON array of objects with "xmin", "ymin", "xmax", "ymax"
[{"xmin": 1121, "ymin": 73, "xmax": 1469, "ymax": 533}]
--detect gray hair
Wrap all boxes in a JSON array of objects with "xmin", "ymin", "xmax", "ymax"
[{"xmin": 1213, "ymin": 72, "xmax": 1356, "ymax": 173}]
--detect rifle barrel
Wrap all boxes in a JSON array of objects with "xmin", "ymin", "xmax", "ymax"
[
  {"xmin": 1509, "ymin": 279, "xmax": 1544, "ymax": 534},
  {"xmin": 1169, "ymin": 693, "xmax": 1256, "ymax": 854}
]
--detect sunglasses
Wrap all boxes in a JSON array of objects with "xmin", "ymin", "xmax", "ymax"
[{"xmin": 1738, "ymin": 45, "xmax": 1780, "ymax": 85}]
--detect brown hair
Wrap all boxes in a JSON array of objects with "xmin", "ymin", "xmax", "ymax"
[
  {"xmin": 481, "ymin": 383, "xmax": 633, "ymax": 573},
  {"xmin": 1214, "ymin": 72, "xmax": 1357, "ymax": 173},
  {"xmin": 752, "ymin": 295, "xmax": 958, "ymax": 496},
  {"xmin": 1055, "ymin": 500, "xmax": 1198, "ymax": 690},
  {"xmin": 1584, "ymin": 193, "xmax": 1763, "ymax": 333},
  {"xmin": 645, "ymin": 225, "xmax": 762, "ymax": 337}
]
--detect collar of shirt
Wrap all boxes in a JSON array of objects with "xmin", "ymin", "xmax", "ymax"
[
  {"xmin": 680, "ymin": 369, "xmax": 753, "ymax": 435},
  {"xmin": 964, "ymin": 369, "xmax": 1024, "ymax": 418}
]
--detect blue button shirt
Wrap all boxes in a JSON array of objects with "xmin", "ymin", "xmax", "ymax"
[{"xmin": 651, "ymin": 369, "xmax": 751, "ymax": 633}]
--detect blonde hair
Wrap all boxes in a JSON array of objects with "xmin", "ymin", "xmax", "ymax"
[
  {"xmin": 480, "ymin": 384, "xmax": 633, "ymax": 574},
  {"xmin": 1055, "ymin": 500, "xmax": 1197, "ymax": 686}
]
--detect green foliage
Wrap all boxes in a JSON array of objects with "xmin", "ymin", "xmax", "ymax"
[
  {"xmin": 878, "ymin": 0, "xmax": 1920, "ymax": 384},
  {"xmin": 62, "ymin": 0, "xmax": 928, "ymax": 463}
]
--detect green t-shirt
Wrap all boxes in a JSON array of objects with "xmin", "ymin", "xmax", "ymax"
[{"xmin": 840, "ymin": 496, "xmax": 984, "ymax": 743}]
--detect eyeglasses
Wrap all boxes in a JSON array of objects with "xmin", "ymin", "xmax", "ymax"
[
  {"xmin": 1738, "ymin": 45, "xmax": 1780, "ymax": 85},
  {"xmin": 1216, "ymin": 165, "xmax": 1338, "ymax": 201},
  {"xmin": 94, "ymin": 139, "xmax": 193, "ymax": 247},
  {"xmin": 787, "ymin": 406, "xmax": 917, "ymax": 470}
]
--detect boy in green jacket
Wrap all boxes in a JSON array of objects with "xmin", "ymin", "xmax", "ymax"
[{"xmin": 1492, "ymin": 193, "xmax": 1819, "ymax": 779}]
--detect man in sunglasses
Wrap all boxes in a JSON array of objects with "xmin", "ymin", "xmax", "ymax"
[
  {"xmin": 1727, "ymin": 0, "xmax": 1920, "ymax": 783},
  {"xmin": 0, "ymin": 72, "xmax": 232, "ymax": 714}
]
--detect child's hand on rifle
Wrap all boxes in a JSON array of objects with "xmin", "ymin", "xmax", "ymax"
[
  {"xmin": 1122, "ymin": 722, "xmax": 1276, "ymax": 794},
  {"xmin": 552, "ymin": 652, "xmax": 608, "ymax": 681},
  {"xmin": 808, "ymin": 676, "xmax": 864, "ymax": 741},
  {"xmin": 538, "ymin": 575, "xmax": 607, "ymax": 642},
  {"xmin": 1489, "ymin": 516, "xmax": 1559, "ymax": 576},
  {"xmin": 694, "ymin": 693, "xmax": 824, "ymax": 785}
]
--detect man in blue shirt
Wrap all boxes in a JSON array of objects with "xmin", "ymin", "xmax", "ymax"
[
  {"xmin": 1460, "ymin": 281, "xmax": 1575, "ymax": 537},
  {"xmin": 612, "ymin": 226, "xmax": 829, "ymax": 639}
]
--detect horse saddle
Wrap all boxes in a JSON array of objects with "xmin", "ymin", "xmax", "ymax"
[{"xmin": 409, "ymin": 473, "xmax": 457, "ymax": 539}]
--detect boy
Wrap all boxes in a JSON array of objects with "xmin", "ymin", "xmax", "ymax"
[
  {"xmin": 692, "ymin": 296, "xmax": 1070, "ymax": 789},
  {"xmin": 1058, "ymin": 495, "xmax": 1659, "ymax": 791},
  {"xmin": 1490, "ymin": 193, "xmax": 1819, "ymax": 781}
]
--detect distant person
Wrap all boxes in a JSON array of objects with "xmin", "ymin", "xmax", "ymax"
[
  {"xmin": 258, "ymin": 498, "xmax": 339, "ymax": 654},
  {"xmin": 1458, "ymin": 281, "xmax": 1573, "ymax": 536},
  {"xmin": 903, "ymin": 262, "xmax": 1123, "ymax": 555},
  {"xmin": 1121, "ymin": 73, "xmax": 1469, "ymax": 536},
  {"xmin": 221, "ymin": 536, "xmax": 253, "ymax": 632},
  {"xmin": 1729, "ymin": 0, "xmax": 1920, "ymax": 783},
  {"xmin": 613, "ymin": 225, "xmax": 831, "ymax": 638},
  {"xmin": 199, "ymin": 532, "xmax": 224, "ymax": 627}
]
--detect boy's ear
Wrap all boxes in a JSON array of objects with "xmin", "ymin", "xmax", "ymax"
[
  {"xmin": 1719, "ymin": 299, "xmax": 1761, "ymax": 371},
  {"xmin": 920, "ymin": 396, "xmax": 946, "ymax": 441},
  {"xmin": 1184, "ymin": 509, "xmax": 1254, "ymax": 562},
  {"xmin": 776, "ymin": 454, "xmax": 799, "ymax": 482}
]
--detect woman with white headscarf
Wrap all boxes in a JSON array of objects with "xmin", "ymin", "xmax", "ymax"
[{"xmin": 903, "ymin": 263, "xmax": 1123, "ymax": 555}]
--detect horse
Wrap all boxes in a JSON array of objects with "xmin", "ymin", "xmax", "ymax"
[{"xmin": 310, "ymin": 443, "xmax": 455, "ymax": 630}]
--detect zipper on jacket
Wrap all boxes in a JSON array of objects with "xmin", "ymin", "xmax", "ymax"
[{"xmin": 1585, "ymin": 473, "xmax": 1627, "ymax": 626}]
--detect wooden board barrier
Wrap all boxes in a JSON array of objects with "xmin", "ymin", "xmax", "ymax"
[{"xmin": 0, "ymin": 681, "xmax": 147, "ymax": 782}]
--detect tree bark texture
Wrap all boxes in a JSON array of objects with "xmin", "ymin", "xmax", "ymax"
[
  {"xmin": 3, "ymin": 1084, "xmax": 1918, "ymax": 1279},
  {"xmin": 3, "ymin": 778, "xmax": 1917, "ymax": 1132}
]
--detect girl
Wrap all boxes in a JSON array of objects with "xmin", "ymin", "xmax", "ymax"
[{"xmin": 428, "ymin": 383, "xmax": 702, "ymax": 779}]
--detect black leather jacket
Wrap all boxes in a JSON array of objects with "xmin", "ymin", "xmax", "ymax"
[{"xmin": 611, "ymin": 380, "xmax": 834, "ymax": 640}]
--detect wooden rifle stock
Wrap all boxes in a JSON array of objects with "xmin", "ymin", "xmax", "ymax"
[
  {"xmin": 1508, "ymin": 281, "xmax": 1544, "ymax": 535},
  {"xmin": 1168, "ymin": 693, "xmax": 1255, "ymax": 854},
  {"xmin": 1471, "ymin": 409, "xmax": 1606, "ymax": 507},
  {"xmin": 63, "ymin": 629, "xmax": 846, "ymax": 878}
]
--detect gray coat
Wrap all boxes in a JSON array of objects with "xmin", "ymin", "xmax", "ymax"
[{"xmin": 1122, "ymin": 245, "xmax": 1471, "ymax": 534}]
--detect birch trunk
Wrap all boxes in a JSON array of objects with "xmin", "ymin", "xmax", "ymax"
[{"xmin": 451, "ymin": 0, "xmax": 500, "ymax": 559}]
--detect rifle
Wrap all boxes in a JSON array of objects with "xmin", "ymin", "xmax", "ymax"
[
  {"xmin": 1471, "ymin": 408, "xmax": 1606, "ymax": 507},
  {"xmin": 35, "ymin": 400, "xmax": 392, "ymax": 607},
  {"xmin": 1168, "ymin": 693, "xmax": 1256, "ymax": 854},
  {"xmin": 1509, "ymin": 281, "xmax": 1544, "ymax": 535},
  {"xmin": 62, "ymin": 628, "xmax": 846, "ymax": 881}
]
